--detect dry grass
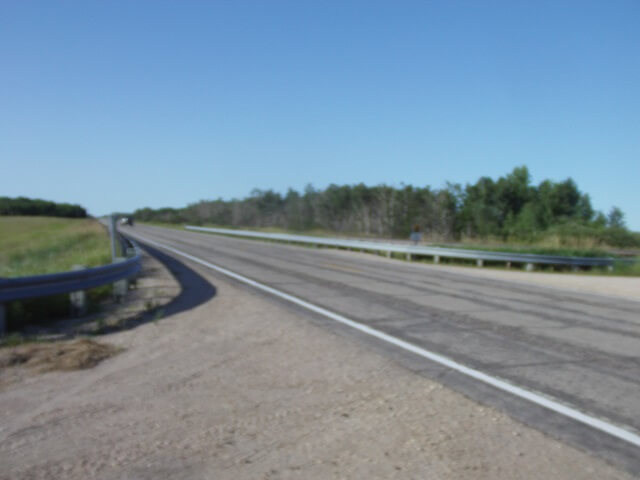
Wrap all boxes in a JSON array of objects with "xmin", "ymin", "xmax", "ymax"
[
  {"xmin": 0, "ymin": 338, "xmax": 119, "ymax": 373},
  {"xmin": 0, "ymin": 216, "xmax": 112, "ymax": 277}
]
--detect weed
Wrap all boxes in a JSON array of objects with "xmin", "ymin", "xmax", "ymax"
[
  {"xmin": 1, "ymin": 332, "xmax": 26, "ymax": 348},
  {"xmin": 94, "ymin": 317, "xmax": 106, "ymax": 333},
  {"xmin": 152, "ymin": 309, "xmax": 165, "ymax": 324},
  {"xmin": 144, "ymin": 298, "xmax": 155, "ymax": 312}
]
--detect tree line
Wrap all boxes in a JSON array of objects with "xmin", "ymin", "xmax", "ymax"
[
  {"xmin": 0, "ymin": 197, "xmax": 87, "ymax": 218},
  {"xmin": 134, "ymin": 166, "xmax": 638, "ymax": 247}
]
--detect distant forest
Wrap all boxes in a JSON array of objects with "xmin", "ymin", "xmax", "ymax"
[
  {"xmin": 134, "ymin": 167, "xmax": 638, "ymax": 248},
  {"xmin": 0, "ymin": 197, "xmax": 87, "ymax": 218}
]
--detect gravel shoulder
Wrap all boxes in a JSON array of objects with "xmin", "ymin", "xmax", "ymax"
[
  {"xmin": 331, "ymin": 248, "xmax": 640, "ymax": 302},
  {"xmin": 424, "ymin": 266, "xmax": 640, "ymax": 301},
  {"xmin": 0, "ymin": 247, "xmax": 635, "ymax": 479}
]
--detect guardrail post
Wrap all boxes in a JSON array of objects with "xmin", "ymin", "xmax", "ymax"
[
  {"xmin": 386, "ymin": 251, "xmax": 391, "ymax": 258},
  {"xmin": 476, "ymin": 259, "xmax": 483, "ymax": 267},
  {"xmin": 433, "ymin": 255, "xmax": 440, "ymax": 264},
  {"xmin": 125, "ymin": 247, "xmax": 139, "ymax": 286},
  {"xmin": 607, "ymin": 265, "xmax": 614, "ymax": 272},
  {"xmin": 109, "ymin": 215, "xmax": 117, "ymax": 262},
  {"xmin": 113, "ymin": 257, "xmax": 129, "ymax": 302},
  {"xmin": 525, "ymin": 263, "xmax": 535, "ymax": 272},
  {"xmin": 0, "ymin": 303, "xmax": 6, "ymax": 337},
  {"xmin": 70, "ymin": 265, "xmax": 88, "ymax": 317},
  {"xmin": 406, "ymin": 253, "xmax": 412, "ymax": 261},
  {"xmin": 506, "ymin": 262, "xmax": 511, "ymax": 269}
]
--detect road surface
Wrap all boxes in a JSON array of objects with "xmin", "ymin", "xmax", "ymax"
[{"xmin": 128, "ymin": 224, "xmax": 640, "ymax": 473}]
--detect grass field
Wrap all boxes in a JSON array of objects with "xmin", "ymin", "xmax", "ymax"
[{"xmin": 0, "ymin": 216, "xmax": 112, "ymax": 278}]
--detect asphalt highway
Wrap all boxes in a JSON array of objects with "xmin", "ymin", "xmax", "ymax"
[{"xmin": 128, "ymin": 224, "xmax": 640, "ymax": 473}]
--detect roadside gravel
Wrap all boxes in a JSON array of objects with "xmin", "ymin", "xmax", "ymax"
[
  {"xmin": 419, "ymin": 265, "xmax": 640, "ymax": 301},
  {"xmin": 332, "ymin": 248, "xmax": 640, "ymax": 302}
]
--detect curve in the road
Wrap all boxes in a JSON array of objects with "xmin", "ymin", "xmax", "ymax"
[
  {"xmin": 125, "ymin": 225, "xmax": 640, "ymax": 473},
  {"xmin": 130, "ymin": 229, "xmax": 640, "ymax": 446}
]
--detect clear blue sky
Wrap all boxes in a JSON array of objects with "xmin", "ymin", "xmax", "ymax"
[{"xmin": 1, "ymin": 1, "xmax": 639, "ymax": 229}]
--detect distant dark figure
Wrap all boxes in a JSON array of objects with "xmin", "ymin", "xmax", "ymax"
[
  {"xmin": 410, "ymin": 224, "xmax": 422, "ymax": 244},
  {"xmin": 127, "ymin": 217, "xmax": 134, "ymax": 227}
]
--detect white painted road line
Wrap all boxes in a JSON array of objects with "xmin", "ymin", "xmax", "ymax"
[{"xmin": 132, "ymin": 232, "xmax": 640, "ymax": 449}]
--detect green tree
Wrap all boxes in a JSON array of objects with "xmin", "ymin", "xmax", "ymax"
[{"xmin": 607, "ymin": 207, "xmax": 626, "ymax": 228}]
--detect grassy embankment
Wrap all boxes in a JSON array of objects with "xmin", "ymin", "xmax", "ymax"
[
  {"xmin": 1, "ymin": 216, "xmax": 113, "ymax": 330},
  {"xmin": 142, "ymin": 221, "xmax": 640, "ymax": 275}
]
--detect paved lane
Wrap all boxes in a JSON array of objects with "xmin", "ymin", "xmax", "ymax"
[{"xmin": 128, "ymin": 225, "xmax": 640, "ymax": 470}]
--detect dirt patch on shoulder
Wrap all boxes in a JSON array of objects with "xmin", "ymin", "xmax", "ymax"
[{"xmin": 0, "ymin": 338, "xmax": 119, "ymax": 374}]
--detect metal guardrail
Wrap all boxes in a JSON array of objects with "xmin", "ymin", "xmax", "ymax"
[
  {"xmin": 184, "ymin": 226, "xmax": 624, "ymax": 269},
  {"xmin": 0, "ymin": 236, "xmax": 142, "ymax": 303}
]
